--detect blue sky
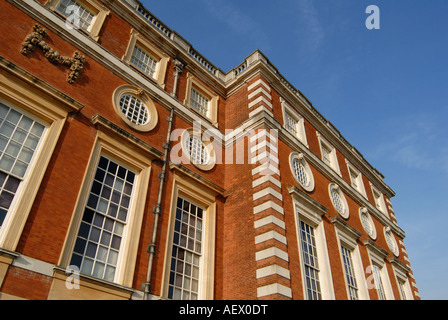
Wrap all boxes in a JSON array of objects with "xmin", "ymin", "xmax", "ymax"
[{"xmin": 140, "ymin": 0, "xmax": 448, "ymax": 299}]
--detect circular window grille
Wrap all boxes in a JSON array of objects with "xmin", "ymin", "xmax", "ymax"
[
  {"xmin": 360, "ymin": 208, "xmax": 376, "ymax": 239},
  {"xmin": 329, "ymin": 184, "xmax": 348, "ymax": 219},
  {"xmin": 331, "ymin": 188, "xmax": 345, "ymax": 215},
  {"xmin": 292, "ymin": 158, "xmax": 309, "ymax": 188},
  {"xmin": 186, "ymin": 135, "xmax": 210, "ymax": 165},
  {"xmin": 119, "ymin": 94, "xmax": 149, "ymax": 126},
  {"xmin": 289, "ymin": 153, "xmax": 314, "ymax": 192},
  {"xmin": 384, "ymin": 227, "xmax": 399, "ymax": 257}
]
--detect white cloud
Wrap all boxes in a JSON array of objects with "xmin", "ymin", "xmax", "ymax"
[
  {"xmin": 371, "ymin": 109, "xmax": 448, "ymax": 174},
  {"xmin": 296, "ymin": 0, "xmax": 325, "ymax": 52},
  {"xmin": 197, "ymin": 0, "xmax": 269, "ymax": 49}
]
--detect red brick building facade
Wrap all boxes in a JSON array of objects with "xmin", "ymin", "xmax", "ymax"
[{"xmin": 0, "ymin": 0, "xmax": 420, "ymax": 300}]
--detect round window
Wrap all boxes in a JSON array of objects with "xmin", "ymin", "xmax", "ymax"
[
  {"xmin": 289, "ymin": 152, "xmax": 314, "ymax": 192},
  {"xmin": 119, "ymin": 93, "xmax": 149, "ymax": 126},
  {"xmin": 186, "ymin": 135, "xmax": 210, "ymax": 165},
  {"xmin": 384, "ymin": 226, "xmax": 399, "ymax": 257},
  {"xmin": 181, "ymin": 129, "xmax": 216, "ymax": 171},
  {"xmin": 359, "ymin": 207, "xmax": 376, "ymax": 240},
  {"xmin": 112, "ymin": 85, "xmax": 158, "ymax": 132},
  {"xmin": 329, "ymin": 183, "xmax": 349, "ymax": 219}
]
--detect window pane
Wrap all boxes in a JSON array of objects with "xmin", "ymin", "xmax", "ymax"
[
  {"xmin": 186, "ymin": 135, "xmax": 209, "ymax": 165},
  {"xmin": 119, "ymin": 94, "xmax": 149, "ymax": 126},
  {"xmin": 299, "ymin": 221, "xmax": 322, "ymax": 300},
  {"xmin": 190, "ymin": 89, "xmax": 209, "ymax": 116},
  {"xmin": 0, "ymin": 103, "xmax": 45, "ymax": 225},
  {"xmin": 56, "ymin": 0, "xmax": 96, "ymax": 31},
  {"xmin": 69, "ymin": 156, "xmax": 136, "ymax": 282},
  {"xmin": 168, "ymin": 197, "xmax": 204, "ymax": 300},
  {"xmin": 341, "ymin": 245, "xmax": 359, "ymax": 300},
  {"xmin": 130, "ymin": 46, "xmax": 159, "ymax": 78}
]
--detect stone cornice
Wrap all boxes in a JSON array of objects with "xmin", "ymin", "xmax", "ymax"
[
  {"xmin": 91, "ymin": 114, "xmax": 164, "ymax": 159},
  {"xmin": 0, "ymin": 55, "xmax": 84, "ymax": 113},
  {"xmin": 330, "ymin": 216, "xmax": 362, "ymax": 240},
  {"xmin": 364, "ymin": 239, "xmax": 389, "ymax": 260},
  {"xmin": 288, "ymin": 185, "xmax": 328, "ymax": 216},
  {"xmin": 388, "ymin": 257, "xmax": 411, "ymax": 276},
  {"xmin": 169, "ymin": 162, "xmax": 225, "ymax": 196}
]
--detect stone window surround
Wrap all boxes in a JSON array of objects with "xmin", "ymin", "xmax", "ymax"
[
  {"xmin": 317, "ymin": 132, "xmax": 341, "ymax": 176},
  {"xmin": 290, "ymin": 187, "xmax": 335, "ymax": 300},
  {"xmin": 281, "ymin": 98, "xmax": 308, "ymax": 148},
  {"xmin": 58, "ymin": 122, "xmax": 153, "ymax": 289},
  {"xmin": 0, "ymin": 59, "xmax": 83, "ymax": 251},
  {"xmin": 160, "ymin": 171, "xmax": 217, "ymax": 300},
  {"xmin": 46, "ymin": 0, "xmax": 110, "ymax": 42},
  {"xmin": 122, "ymin": 29, "xmax": 170, "ymax": 90},
  {"xmin": 331, "ymin": 216, "xmax": 369, "ymax": 300},
  {"xmin": 184, "ymin": 73, "xmax": 219, "ymax": 127},
  {"xmin": 328, "ymin": 182, "xmax": 349, "ymax": 219},
  {"xmin": 112, "ymin": 85, "xmax": 158, "ymax": 132},
  {"xmin": 289, "ymin": 152, "xmax": 314, "ymax": 192}
]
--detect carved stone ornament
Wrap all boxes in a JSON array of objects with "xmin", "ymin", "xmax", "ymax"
[{"xmin": 21, "ymin": 24, "xmax": 86, "ymax": 84}]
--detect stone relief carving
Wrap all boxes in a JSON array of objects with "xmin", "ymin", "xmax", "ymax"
[{"xmin": 21, "ymin": 24, "xmax": 86, "ymax": 84}]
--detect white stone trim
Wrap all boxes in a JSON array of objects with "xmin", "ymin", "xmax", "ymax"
[
  {"xmin": 255, "ymin": 247, "xmax": 289, "ymax": 262},
  {"xmin": 249, "ymin": 130, "xmax": 277, "ymax": 144},
  {"xmin": 253, "ymin": 187, "xmax": 283, "ymax": 202},
  {"xmin": 248, "ymin": 79, "xmax": 271, "ymax": 92},
  {"xmin": 250, "ymin": 151, "xmax": 279, "ymax": 165},
  {"xmin": 250, "ymin": 140, "xmax": 278, "ymax": 154},
  {"xmin": 248, "ymin": 96, "xmax": 272, "ymax": 109},
  {"xmin": 254, "ymin": 215, "xmax": 285, "ymax": 229},
  {"xmin": 249, "ymin": 106, "xmax": 274, "ymax": 119},
  {"xmin": 255, "ymin": 231, "xmax": 287, "ymax": 245},
  {"xmin": 252, "ymin": 175, "xmax": 282, "ymax": 189},
  {"xmin": 251, "ymin": 163, "xmax": 280, "ymax": 176},
  {"xmin": 248, "ymin": 87, "xmax": 271, "ymax": 101},
  {"xmin": 253, "ymin": 201, "xmax": 284, "ymax": 215},
  {"xmin": 12, "ymin": 254, "xmax": 54, "ymax": 277},
  {"xmin": 256, "ymin": 265, "xmax": 290, "ymax": 279},
  {"xmin": 257, "ymin": 283, "xmax": 292, "ymax": 298}
]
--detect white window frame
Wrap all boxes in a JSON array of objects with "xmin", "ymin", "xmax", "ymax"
[
  {"xmin": 59, "ymin": 127, "xmax": 152, "ymax": 288},
  {"xmin": 166, "ymin": 195, "xmax": 205, "ymax": 300},
  {"xmin": 332, "ymin": 216, "xmax": 369, "ymax": 300},
  {"xmin": 68, "ymin": 154, "xmax": 138, "ymax": 282},
  {"xmin": 46, "ymin": 0, "xmax": 110, "ymax": 41},
  {"xmin": 346, "ymin": 160, "xmax": 367, "ymax": 198},
  {"xmin": 0, "ymin": 62, "xmax": 82, "ymax": 251},
  {"xmin": 328, "ymin": 183, "xmax": 349, "ymax": 219},
  {"xmin": 359, "ymin": 207, "xmax": 377, "ymax": 240},
  {"xmin": 122, "ymin": 29, "xmax": 170, "ymax": 89},
  {"xmin": 383, "ymin": 226, "xmax": 399, "ymax": 257},
  {"xmin": 112, "ymin": 85, "xmax": 158, "ymax": 132},
  {"xmin": 370, "ymin": 183, "xmax": 388, "ymax": 217},
  {"xmin": 365, "ymin": 241, "xmax": 394, "ymax": 300},
  {"xmin": 162, "ymin": 172, "xmax": 217, "ymax": 300},
  {"xmin": 190, "ymin": 88, "xmax": 210, "ymax": 118},
  {"xmin": 289, "ymin": 152, "xmax": 314, "ymax": 192},
  {"xmin": 292, "ymin": 194, "xmax": 334, "ymax": 300},
  {"xmin": 0, "ymin": 102, "xmax": 48, "ymax": 238},
  {"xmin": 184, "ymin": 73, "xmax": 219, "ymax": 127},
  {"xmin": 390, "ymin": 258, "xmax": 413, "ymax": 300},
  {"xmin": 281, "ymin": 98, "xmax": 308, "ymax": 147},
  {"xmin": 180, "ymin": 128, "xmax": 216, "ymax": 172},
  {"xmin": 317, "ymin": 133, "xmax": 341, "ymax": 176}
]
